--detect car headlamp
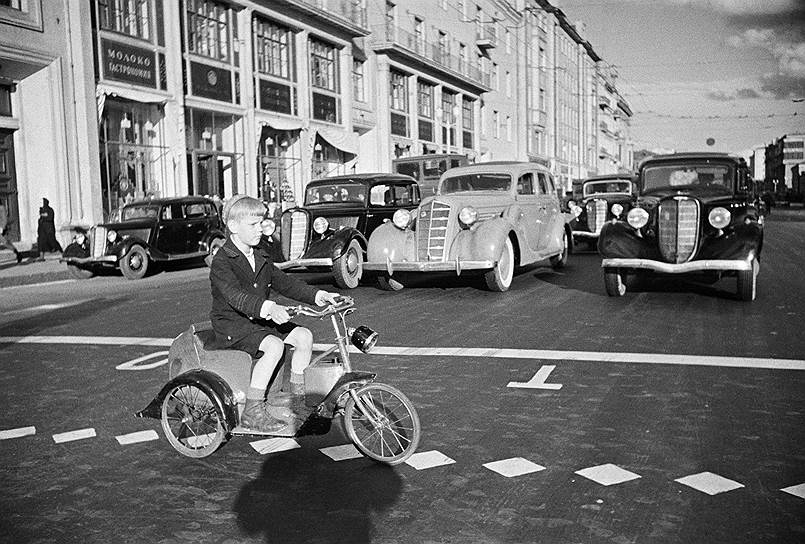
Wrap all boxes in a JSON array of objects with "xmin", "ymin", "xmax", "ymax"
[
  {"xmin": 392, "ymin": 209, "xmax": 411, "ymax": 230},
  {"xmin": 107, "ymin": 230, "xmax": 118, "ymax": 243},
  {"xmin": 568, "ymin": 200, "xmax": 583, "ymax": 217},
  {"xmin": 458, "ymin": 206, "xmax": 478, "ymax": 228},
  {"xmin": 611, "ymin": 203, "xmax": 624, "ymax": 218},
  {"xmin": 312, "ymin": 217, "xmax": 329, "ymax": 234},
  {"xmin": 75, "ymin": 233, "xmax": 86, "ymax": 245},
  {"xmin": 626, "ymin": 207, "xmax": 649, "ymax": 229},
  {"xmin": 708, "ymin": 207, "xmax": 731, "ymax": 229},
  {"xmin": 349, "ymin": 326, "xmax": 378, "ymax": 353},
  {"xmin": 261, "ymin": 218, "xmax": 276, "ymax": 237}
]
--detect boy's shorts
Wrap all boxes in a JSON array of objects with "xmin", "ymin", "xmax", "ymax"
[{"xmin": 228, "ymin": 321, "xmax": 300, "ymax": 359}]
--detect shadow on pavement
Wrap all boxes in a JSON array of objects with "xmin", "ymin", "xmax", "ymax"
[
  {"xmin": 0, "ymin": 297, "xmax": 122, "ymax": 337},
  {"xmin": 233, "ymin": 447, "xmax": 402, "ymax": 543}
]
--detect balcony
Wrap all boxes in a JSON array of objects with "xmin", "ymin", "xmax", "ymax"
[
  {"xmin": 372, "ymin": 25, "xmax": 492, "ymax": 93},
  {"xmin": 273, "ymin": 0, "xmax": 369, "ymax": 36},
  {"xmin": 475, "ymin": 24, "xmax": 497, "ymax": 50}
]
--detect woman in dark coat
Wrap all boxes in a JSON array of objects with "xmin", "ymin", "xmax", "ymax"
[{"xmin": 37, "ymin": 198, "xmax": 62, "ymax": 259}]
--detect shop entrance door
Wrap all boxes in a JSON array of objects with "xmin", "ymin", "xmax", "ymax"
[
  {"xmin": 0, "ymin": 129, "xmax": 19, "ymax": 241},
  {"xmin": 188, "ymin": 151, "xmax": 238, "ymax": 198}
]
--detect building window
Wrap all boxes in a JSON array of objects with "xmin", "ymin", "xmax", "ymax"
[
  {"xmin": 390, "ymin": 69, "xmax": 409, "ymax": 137},
  {"xmin": 186, "ymin": 0, "xmax": 232, "ymax": 62},
  {"xmin": 98, "ymin": 0, "xmax": 151, "ymax": 40},
  {"xmin": 441, "ymin": 90, "xmax": 456, "ymax": 147},
  {"xmin": 493, "ymin": 110, "xmax": 499, "ymax": 138},
  {"xmin": 505, "ymin": 28, "xmax": 511, "ymax": 53},
  {"xmin": 0, "ymin": 0, "xmax": 42, "ymax": 31},
  {"xmin": 438, "ymin": 30, "xmax": 449, "ymax": 63},
  {"xmin": 462, "ymin": 97, "xmax": 474, "ymax": 149},
  {"xmin": 310, "ymin": 38, "xmax": 340, "ymax": 123},
  {"xmin": 506, "ymin": 115, "xmax": 512, "ymax": 142},
  {"xmin": 417, "ymin": 80, "xmax": 434, "ymax": 142},
  {"xmin": 254, "ymin": 17, "xmax": 292, "ymax": 79},
  {"xmin": 505, "ymin": 70, "xmax": 511, "ymax": 97},
  {"xmin": 491, "ymin": 62, "xmax": 498, "ymax": 90},
  {"xmin": 414, "ymin": 17, "xmax": 424, "ymax": 53},
  {"xmin": 352, "ymin": 59, "xmax": 366, "ymax": 103}
]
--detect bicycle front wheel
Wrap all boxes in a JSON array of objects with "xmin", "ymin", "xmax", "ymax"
[{"xmin": 343, "ymin": 383, "xmax": 420, "ymax": 465}]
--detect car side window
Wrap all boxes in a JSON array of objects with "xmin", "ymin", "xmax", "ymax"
[
  {"xmin": 185, "ymin": 203, "xmax": 206, "ymax": 218},
  {"xmin": 370, "ymin": 184, "xmax": 393, "ymax": 206},
  {"xmin": 161, "ymin": 203, "xmax": 184, "ymax": 221},
  {"xmin": 517, "ymin": 173, "xmax": 535, "ymax": 195},
  {"xmin": 536, "ymin": 173, "xmax": 549, "ymax": 195},
  {"xmin": 545, "ymin": 174, "xmax": 555, "ymax": 193}
]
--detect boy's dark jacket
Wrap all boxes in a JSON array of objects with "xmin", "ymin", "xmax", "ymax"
[{"xmin": 209, "ymin": 237, "xmax": 318, "ymax": 347}]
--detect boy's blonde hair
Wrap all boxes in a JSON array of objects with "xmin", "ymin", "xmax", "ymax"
[{"xmin": 223, "ymin": 195, "xmax": 265, "ymax": 224}]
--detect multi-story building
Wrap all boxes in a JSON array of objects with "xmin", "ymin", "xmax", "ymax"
[
  {"xmin": 765, "ymin": 133, "xmax": 805, "ymax": 194},
  {"xmin": 596, "ymin": 65, "xmax": 633, "ymax": 175},
  {"xmin": 1, "ymin": 0, "xmax": 631, "ymax": 250},
  {"xmin": 749, "ymin": 145, "xmax": 766, "ymax": 183}
]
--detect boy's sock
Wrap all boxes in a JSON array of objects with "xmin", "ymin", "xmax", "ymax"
[
  {"xmin": 247, "ymin": 386, "xmax": 266, "ymax": 401},
  {"xmin": 290, "ymin": 372, "xmax": 305, "ymax": 395}
]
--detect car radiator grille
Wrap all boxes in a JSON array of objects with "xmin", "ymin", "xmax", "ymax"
[
  {"xmin": 658, "ymin": 198, "xmax": 699, "ymax": 263},
  {"xmin": 281, "ymin": 210, "xmax": 309, "ymax": 260},
  {"xmin": 91, "ymin": 226, "xmax": 106, "ymax": 258},
  {"xmin": 416, "ymin": 201, "xmax": 451, "ymax": 261},
  {"xmin": 586, "ymin": 199, "xmax": 608, "ymax": 233}
]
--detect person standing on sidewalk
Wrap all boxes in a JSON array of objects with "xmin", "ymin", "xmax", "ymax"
[
  {"xmin": 0, "ymin": 200, "xmax": 22, "ymax": 264},
  {"xmin": 36, "ymin": 197, "xmax": 62, "ymax": 260}
]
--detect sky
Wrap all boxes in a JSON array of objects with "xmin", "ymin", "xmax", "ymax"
[{"xmin": 554, "ymin": 0, "xmax": 805, "ymax": 156}]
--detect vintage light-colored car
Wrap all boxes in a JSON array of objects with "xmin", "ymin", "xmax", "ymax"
[{"xmin": 363, "ymin": 161, "xmax": 572, "ymax": 291}]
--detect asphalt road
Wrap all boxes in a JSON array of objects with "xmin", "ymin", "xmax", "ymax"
[{"xmin": 0, "ymin": 218, "xmax": 803, "ymax": 543}]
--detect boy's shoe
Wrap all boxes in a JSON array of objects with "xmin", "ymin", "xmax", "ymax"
[
  {"xmin": 262, "ymin": 402, "xmax": 293, "ymax": 420},
  {"xmin": 241, "ymin": 398, "xmax": 290, "ymax": 433}
]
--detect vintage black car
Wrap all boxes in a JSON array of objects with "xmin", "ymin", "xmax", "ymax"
[
  {"xmin": 261, "ymin": 173, "xmax": 420, "ymax": 289},
  {"xmin": 598, "ymin": 153, "xmax": 763, "ymax": 300},
  {"xmin": 62, "ymin": 196, "xmax": 225, "ymax": 280},
  {"xmin": 567, "ymin": 174, "xmax": 635, "ymax": 249}
]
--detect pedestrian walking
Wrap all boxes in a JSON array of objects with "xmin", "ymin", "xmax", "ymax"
[
  {"xmin": 0, "ymin": 200, "xmax": 22, "ymax": 263},
  {"xmin": 36, "ymin": 197, "xmax": 62, "ymax": 260}
]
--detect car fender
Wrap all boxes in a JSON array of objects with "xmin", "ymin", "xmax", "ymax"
[
  {"xmin": 201, "ymin": 229, "xmax": 226, "ymax": 252},
  {"xmin": 112, "ymin": 237, "xmax": 149, "ymax": 260},
  {"xmin": 367, "ymin": 222, "xmax": 416, "ymax": 263},
  {"xmin": 450, "ymin": 217, "xmax": 513, "ymax": 262},
  {"xmin": 135, "ymin": 369, "xmax": 239, "ymax": 432},
  {"xmin": 310, "ymin": 228, "xmax": 368, "ymax": 261}
]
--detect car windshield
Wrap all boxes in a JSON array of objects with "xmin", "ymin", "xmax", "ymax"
[
  {"xmin": 394, "ymin": 162, "xmax": 421, "ymax": 181},
  {"xmin": 584, "ymin": 181, "xmax": 631, "ymax": 196},
  {"xmin": 120, "ymin": 205, "xmax": 159, "ymax": 221},
  {"xmin": 440, "ymin": 173, "xmax": 511, "ymax": 194},
  {"xmin": 305, "ymin": 183, "xmax": 367, "ymax": 205},
  {"xmin": 642, "ymin": 164, "xmax": 733, "ymax": 193}
]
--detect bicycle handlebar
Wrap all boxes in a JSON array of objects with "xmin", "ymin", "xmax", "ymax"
[{"xmin": 287, "ymin": 295, "xmax": 354, "ymax": 318}]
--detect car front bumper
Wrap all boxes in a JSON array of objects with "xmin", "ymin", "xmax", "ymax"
[
  {"xmin": 364, "ymin": 258, "xmax": 495, "ymax": 275},
  {"xmin": 572, "ymin": 230, "xmax": 600, "ymax": 239},
  {"xmin": 601, "ymin": 257, "xmax": 754, "ymax": 274},
  {"xmin": 61, "ymin": 255, "xmax": 118, "ymax": 265},
  {"xmin": 274, "ymin": 258, "xmax": 334, "ymax": 270}
]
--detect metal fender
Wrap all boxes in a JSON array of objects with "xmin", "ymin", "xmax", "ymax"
[
  {"xmin": 330, "ymin": 228, "xmax": 368, "ymax": 258},
  {"xmin": 113, "ymin": 237, "xmax": 149, "ymax": 260},
  {"xmin": 367, "ymin": 222, "xmax": 416, "ymax": 263},
  {"xmin": 201, "ymin": 229, "xmax": 226, "ymax": 251},
  {"xmin": 450, "ymin": 218, "xmax": 512, "ymax": 262},
  {"xmin": 135, "ymin": 369, "xmax": 240, "ymax": 432}
]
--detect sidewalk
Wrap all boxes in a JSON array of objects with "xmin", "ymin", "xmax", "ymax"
[{"xmin": 0, "ymin": 250, "xmax": 72, "ymax": 289}]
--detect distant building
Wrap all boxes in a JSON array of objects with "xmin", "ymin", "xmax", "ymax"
[
  {"xmin": 765, "ymin": 133, "xmax": 805, "ymax": 193},
  {"xmin": 596, "ymin": 64, "xmax": 633, "ymax": 175}
]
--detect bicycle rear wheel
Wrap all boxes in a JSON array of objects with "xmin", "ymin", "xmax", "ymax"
[
  {"xmin": 161, "ymin": 383, "xmax": 228, "ymax": 458},
  {"xmin": 343, "ymin": 383, "xmax": 420, "ymax": 465}
]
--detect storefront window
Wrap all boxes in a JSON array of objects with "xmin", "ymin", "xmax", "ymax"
[
  {"xmin": 312, "ymin": 135, "xmax": 351, "ymax": 179},
  {"xmin": 417, "ymin": 80, "xmax": 434, "ymax": 142},
  {"xmin": 186, "ymin": 0, "xmax": 231, "ymax": 62},
  {"xmin": 390, "ymin": 69, "xmax": 408, "ymax": 137},
  {"xmin": 462, "ymin": 97, "xmax": 474, "ymax": 149},
  {"xmin": 441, "ymin": 90, "xmax": 456, "ymax": 147},
  {"xmin": 99, "ymin": 99, "xmax": 169, "ymax": 217},
  {"xmin": 185, "ymin": 107, "xmax": 243, "ymax": 198},
  {"xmin": 254, "ymin": 16, "xmax": 297, "ymax": 115},
  {"xmin": 258, "ymin": 128, "xmax": 301, "ymax": 213},
  {"xmin": 310, "ymin": 38, "xmax": 340, "ymax": 123}
]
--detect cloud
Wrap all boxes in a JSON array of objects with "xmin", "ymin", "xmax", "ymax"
[
  {"xmin": 668, "ymin": 0, "xmax": 804, "ymax": 16},
  {"xmin": 706, "ymin": 90, "xmax": 734, "ymax": 101},
  {"xmin": 705, "ymin": 87, "xmax": 763, "ymax": 101},
  {"xmin": 759, "ymin": 73, "xmax": 805, "ymax": 99},
  {"xmin": 727, "ymin": 27, "xmax": 805, "ymax": 98},
  {"xmin": 736, "ymin": 88, "xmax": 761, "ymax": 99}
]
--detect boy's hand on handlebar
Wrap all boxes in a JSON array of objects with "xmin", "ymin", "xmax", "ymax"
[
  {"xmin": 260, "ymin": 300, "xmax": 291, "ymax": 324},
  {"xmin": 315, "ymin": 290, "xmax": 341, "ymax": 307}
]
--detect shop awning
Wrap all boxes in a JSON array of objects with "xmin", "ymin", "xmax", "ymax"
[
  {"xmin": 258, "ymin": 116, "xmax": 304, "ymax": 132},
  {"xmin": 315, "ymin": 126, "xmax": 359, "ymax": 156},
  {"xmin": 96, "ymin": 84, "xmax": 168, "ymax": 123}
]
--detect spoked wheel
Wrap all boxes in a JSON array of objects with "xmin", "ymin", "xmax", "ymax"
[
  {"xmin": 343, "ymin": 383, "xmax": 420, "ymax": 465},
  {"xmin": 161, "ymin": 383, "xmax": 229, "ymax": 458},
  {"xmin": 120, "ymin": 245, "xmax": 149, "ymax": 280}
]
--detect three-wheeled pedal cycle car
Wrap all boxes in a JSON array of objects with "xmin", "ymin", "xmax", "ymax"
[{"xmin": 136, "ymin": 297, "xmax": 421, "ymax": 465}]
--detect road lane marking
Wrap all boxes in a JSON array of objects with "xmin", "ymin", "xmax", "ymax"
[
  {"xmin": 575, "ymin": 464, "xmax": 642, "ymax": 486},
  {"xmin": 781, "ymin": 483, "xmax": 805, "ymax": 500},
  {"xmin": 0, "ymin": 426, "xmax": 36, "ymax": 440},
  {"xmin": 52, "ymin": 428, "xmax": 96, "ymax": 444},
  {"xmin": 250, "ymin": 437, "xmax": 300, "ymax": 455},
  {"xmin": 2, "ymin": 300, "xmax": 92, "ymax": 316},
  {"xmin": 674, "ymin": 472, "xmax": 745, "ymax": 495},
  {"xmin": 508, "ymin": 365, "xmax": 563, "ymax": 389},
  {"xmin": 115, "ymin": 430, "xmax": 159, "ymax": 445},
  {"xmin": 1, "ymin": 336, "xmax": 804, "ymax": 370},
  {"xmin": 116, "ymin": 351, "xmax": 169, "ymax": 370},
  {"xmin": 319, "ymin": 444, "xmax": 363, "ymax": 461},
  {"xmin": 483, "ymin": 457, "xmax": 546, "ymax": 478},
  {"xmin": 405, "ymin": 450, "xmax": 456, "ymax": 470}
]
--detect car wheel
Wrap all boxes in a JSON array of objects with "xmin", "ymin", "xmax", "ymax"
[
  {"xmin": 377, "ymin": 274, "xmax": 404, "ymax": 291},
  {"xmin": 207, "ymin": 237, "xmax": 225, "ymax": 267},
  {"xmin": 484, "ymin": 237, "xmax": 514, "ymax": 292},
  {"xmin": 550, "ymin": 228, "xmax": 570, "ymax": 269},
  {"xmin": 736, "ymin": 258, "xmax": 758, "ymax": 301},
  {"xmin": 603, "ymin": 268, "xmax": 627, "ymax": 297},
  {"xmin": 333, "ymin": 239, "xmax": 363, "ymax": 289},
  {"xmin": 66, "ymin": 264, "xmax": 94, "ymax": 280},
  {"xmin": 120, "ymin": 245, "xmax": 149, "ymax": 280}
]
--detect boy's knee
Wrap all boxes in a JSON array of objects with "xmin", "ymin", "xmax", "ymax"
[
  {"xmin": 289, "ymin": 327, "xmax": 313, "ymax": 350},
  {"xmin": 259, "ymin": 336, "xmax": 285, "ymax": 356}
]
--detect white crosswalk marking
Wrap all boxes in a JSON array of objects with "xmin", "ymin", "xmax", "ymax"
[
  {"xmin": 575, "ymin": 464, "xmax": 642, "ymax": 486},
  {"xmin": 675, "ymin": 472, "xmax": 745, "ymax": 495},
  {"xmin": 52, "ymin": 428, "xmax": 96, "ymax": 444}
]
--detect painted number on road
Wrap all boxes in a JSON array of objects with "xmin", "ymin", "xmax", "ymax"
[{"xmin": 116, "ymin": 351, "xmax": 169, "ymax": 371}]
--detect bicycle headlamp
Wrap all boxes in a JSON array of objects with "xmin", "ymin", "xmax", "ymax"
[
  {"xmin": 350, "ymin": 325, "xmax": 378, "ymax": 353},
  {"xmin": 313, "ymin": 217, "xmax": 329, "ymax": 234}
]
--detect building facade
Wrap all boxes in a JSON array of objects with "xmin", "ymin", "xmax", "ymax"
[
  {"xmin": 765, "ymin": 133, "xmax": 805, "ymax": 194},
  {"xmin": 1, "ymin": 0, "xmax": 631, "ymax": 249},
  {"xmin": 596, "ymin": 65, "xmax": 633, "ymax": 175}
]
